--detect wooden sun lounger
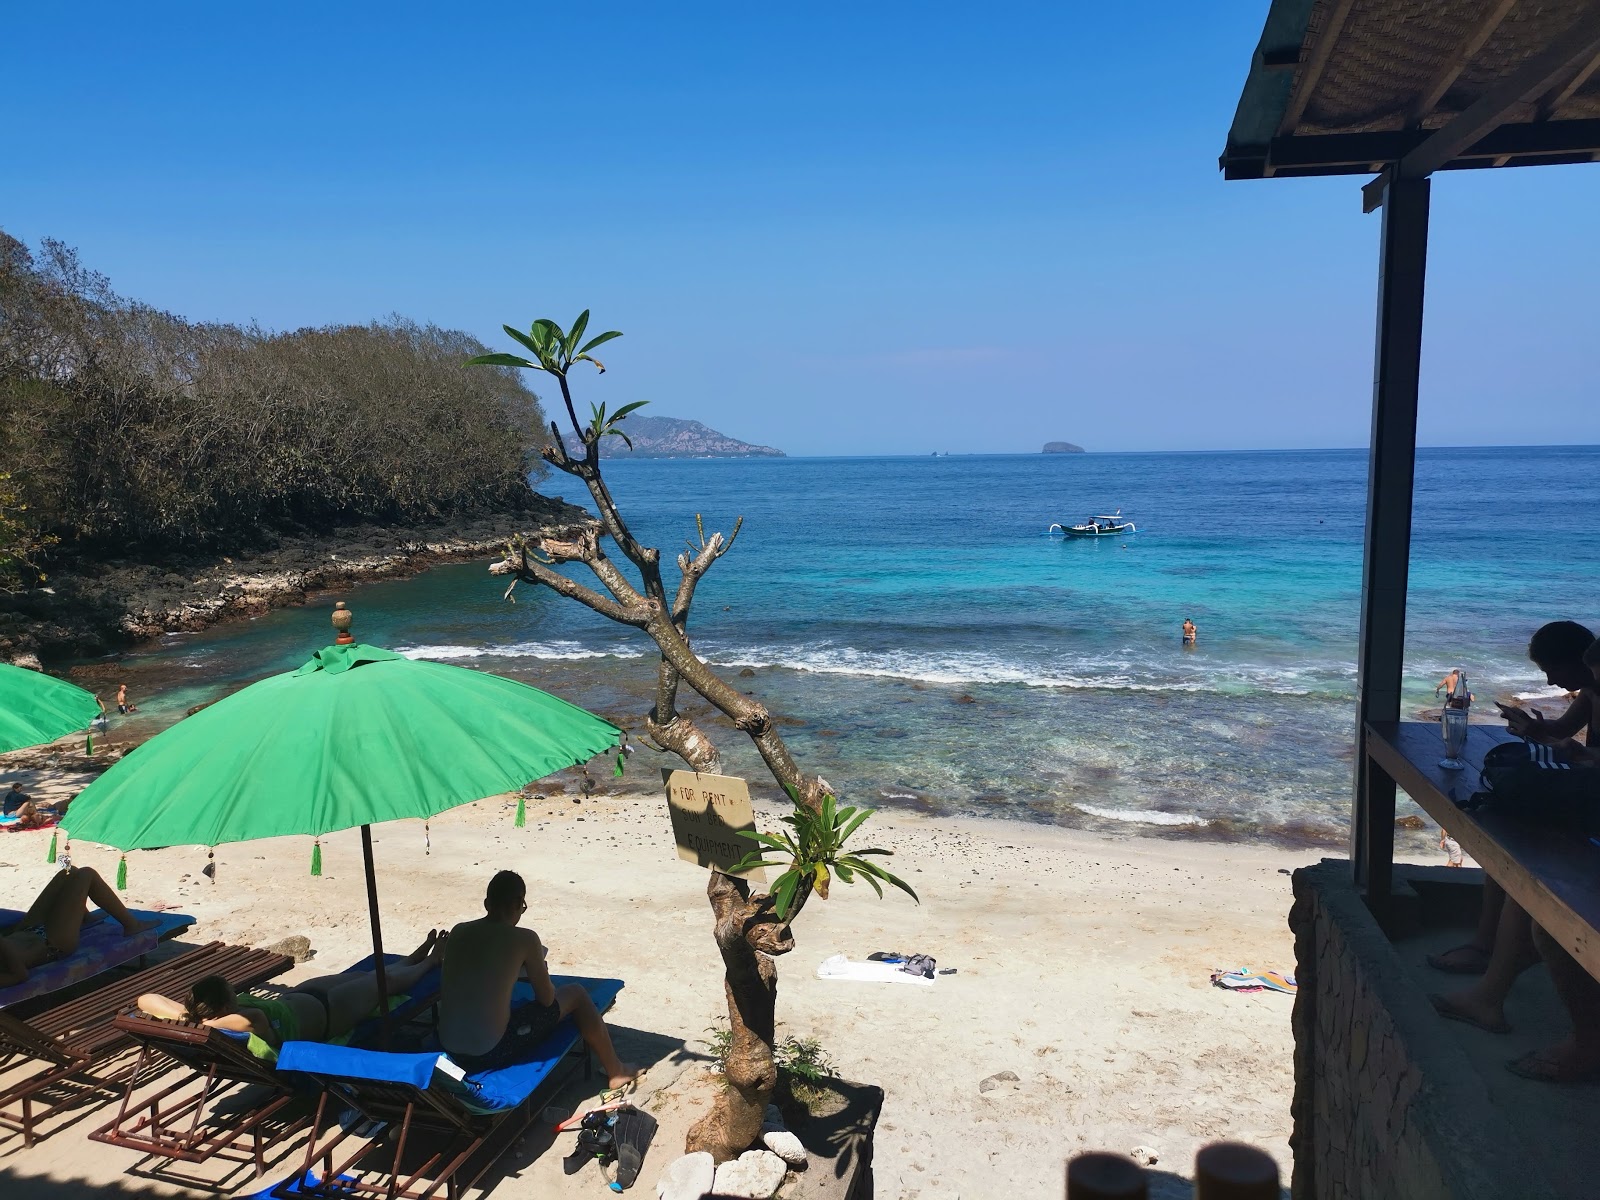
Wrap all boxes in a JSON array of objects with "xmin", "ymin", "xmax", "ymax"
[
  {"xmin": 89, "ymin": 952, "xmax": 443, "ymax": 1177},
  {"xmin": 0, "ymin": 907, "xmax": 197, "ymax": 1010},
  {"xmin": 0, "ymin": 940, "xmax": 290, "ymax": 1146},
  {"xmin": 273, "ymin": 976, "xmax": 623, "ymax": 1200}
]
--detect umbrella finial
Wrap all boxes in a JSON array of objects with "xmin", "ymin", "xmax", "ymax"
[{"xmin": 332, "ymin": 602, "xmax": 355, "ymax": 645}]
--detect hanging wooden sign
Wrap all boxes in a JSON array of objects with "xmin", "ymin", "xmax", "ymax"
[{"xmin": 663, "ymin": 769, "xmax": 767, "ymax": 882}]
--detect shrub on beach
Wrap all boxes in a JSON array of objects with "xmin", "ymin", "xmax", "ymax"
[{"xmin": 0, "ymin": 231, "xmax": 549, "ymax": 562}]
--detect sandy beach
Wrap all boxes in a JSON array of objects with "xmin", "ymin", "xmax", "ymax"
[{"xmin": 0, "ymin": 762, "xmax": 1315, "ymax": 1199}]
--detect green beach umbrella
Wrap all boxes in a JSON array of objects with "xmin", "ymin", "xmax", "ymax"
[
  {"xmin": 63, "ymin": 604, "xmax": 623, "ymax": 1031},
  {"xmin": 0, "ymin": 662, "xmax": 103, "ymax": 754}
]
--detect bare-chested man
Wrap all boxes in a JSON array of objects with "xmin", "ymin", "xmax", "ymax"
[{"xmin": 438, "ymin": 870, "xmax": 637, "ymax": 1086}]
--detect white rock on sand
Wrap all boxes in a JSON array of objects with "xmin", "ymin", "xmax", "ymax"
[
  {"xmin": 0, "ymin": 766, "xmax": 1329, "ymax": 1197},
  {"xmin": 656, "ymin": 1150, "xmax": 715, "ymax": 1200},
  {"xmin": 761, "ymin": 1103, "xmax": 807, "ymax": 1166},
  {"xmin": 711, "ymin": 1149, "xmax": 788, "ymax": 1198}
]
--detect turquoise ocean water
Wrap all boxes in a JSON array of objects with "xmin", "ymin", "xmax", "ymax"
[{"xmin": 104, "ymin": 448, "xmax": 1599, "ymax": 847}]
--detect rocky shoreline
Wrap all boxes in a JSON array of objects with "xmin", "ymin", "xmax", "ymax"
[{"xmin": 0, "ymin": 494, "xmax": 594, "ymax": 665}]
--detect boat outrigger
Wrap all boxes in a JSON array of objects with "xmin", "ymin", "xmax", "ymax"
[{"xmin": 1049, "ymin": 511, "xmax": 1136, "ymax": 538}]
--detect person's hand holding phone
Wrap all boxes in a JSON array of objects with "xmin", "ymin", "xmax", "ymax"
[{"xmin": 1497, "ymin": 701, "xmax": 1541, "ymax": 736}]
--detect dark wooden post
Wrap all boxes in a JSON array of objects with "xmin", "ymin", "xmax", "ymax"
[{"xmin": 1350, "ymin": 174, "xmax": 1430, "ymax": 913}]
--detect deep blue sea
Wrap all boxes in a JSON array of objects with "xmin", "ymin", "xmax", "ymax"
[{"xmin": 107, "ymin": 448, "xmax": 1600, "ymax": 846}]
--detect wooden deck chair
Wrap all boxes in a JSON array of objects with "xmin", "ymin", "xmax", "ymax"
[
  {"xmin": 0, "ymin": 940, "xmax": 289, "ymax": 1146},
  {"xmin": 89, "ymin": 952, "xmax": 442, "ymax": 1177},
  {"xmin": 273, "ymin": 976, "xmax": 623, "ymax": 1200}
]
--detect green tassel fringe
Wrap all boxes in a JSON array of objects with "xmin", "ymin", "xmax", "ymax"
[
  {"xmin": 515, "ymin": 795, "xmax": 526, "ymax": 828},
  {"xmin": 116, "ymin": 855, "xmax": 127, "ymax": 891},
  {"xmin": 46, "ymin": 832, "xmax": 57, "ymax": 864},
  {"xmin": 85, "ymin": 731, "xmax": 94, "ymax": 757},
  {"xmin": 614, "ymin": 751, "xmax": 625, "ymax": 778},
  {"xmin": 311, "ymin": 840, "xmax": 322, "ymax": 876}
]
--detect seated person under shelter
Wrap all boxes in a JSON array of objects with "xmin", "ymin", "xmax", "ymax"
[
  {"xmin": 1430, "ymin": 622, "xmax": 1597, "ymax": 1032},
  {"xmin": 137, "ymin": 930, "xmax": 445, "ymax": 1056},
  {"xmin": 0, "ymin": 865, "xmax": 159, "ymax": 986},
  {"xmin": 439, "ymin": 870, "xmax": 636, "ymax": 1087},
  {"xmin": 1513, "ymin": 635, "xmax": 1600, "ymax": 1083}
]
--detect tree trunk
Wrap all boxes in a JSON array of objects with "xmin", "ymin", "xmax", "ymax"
[{"xmin": 685, "ymin": 872, "xmax": 784, "ymax": 1161}]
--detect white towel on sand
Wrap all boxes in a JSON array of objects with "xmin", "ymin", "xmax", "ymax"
[{"xmin": 816, "ymin": 953, "xmax": 935, "ymax": 986}]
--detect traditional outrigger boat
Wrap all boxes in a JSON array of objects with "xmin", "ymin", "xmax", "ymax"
[{"xmin": 1049, "ymin": 511, "xmax": 1136, "ymax": 538}]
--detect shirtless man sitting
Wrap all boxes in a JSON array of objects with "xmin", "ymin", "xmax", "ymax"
[{"xmin": 438, "ymin": 870, "xmax": 637, "ymax": 1087}]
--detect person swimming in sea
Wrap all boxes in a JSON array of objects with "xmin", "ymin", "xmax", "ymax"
[{"xmin": 1182, "ymin": 618, "xmax": 1197, "ymax": 645}]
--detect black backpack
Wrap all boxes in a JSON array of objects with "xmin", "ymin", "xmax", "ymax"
[{"xmin": 1463, "ymin": 740, "xmax": 1600, "ymax": 836}]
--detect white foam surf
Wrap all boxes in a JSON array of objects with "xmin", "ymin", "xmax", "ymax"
[
  {"xmin": 1075, "ymin": 804, "xmax": 1208, "ymax": 827},
  {"xmin": 396, "ymin": 640, "xmax": 648, "ymax": 663},
  {"xmin": 700, "ymin": 643, "xmax": 1345, "ymax": 698}
]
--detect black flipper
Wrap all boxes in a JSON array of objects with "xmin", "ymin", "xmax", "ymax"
[{"xmin": 612, "ymin": 1107, "xmax": 658, "ymax": 1189}]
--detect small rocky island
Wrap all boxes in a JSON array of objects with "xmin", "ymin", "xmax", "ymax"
[
  {"xmin": 1043, "ymin": 441, "xmax": 1086, "ymax": 454},
  {"xmin": 563, "ymin": 415, "xmax": 784, "ymax": 459}
]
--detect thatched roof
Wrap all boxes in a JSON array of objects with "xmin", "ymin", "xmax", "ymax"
[{"xmin": 1223, "ymin": 0, "xmax": 1600, "ymax": 178}]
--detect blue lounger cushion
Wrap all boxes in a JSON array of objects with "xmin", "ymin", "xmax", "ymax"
[
  {"xmin": 277, "ymin": 975, "xmax": 623, "ymax": 1115},
  {"xmin": 0, "ymin": 907, "xmax": 196, "ymax": 1009}
]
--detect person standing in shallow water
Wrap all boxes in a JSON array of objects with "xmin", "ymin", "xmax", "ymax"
[{"xmin": 1181, "ymin": 618, "xmax": 1197, "ymax": 645}]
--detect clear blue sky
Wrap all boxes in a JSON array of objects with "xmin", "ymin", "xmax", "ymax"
[{"xmin": 4, "ymin": 3, "xmax": 1596, "ymax": 456}]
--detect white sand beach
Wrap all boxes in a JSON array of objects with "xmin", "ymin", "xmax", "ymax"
[{"xmin": 1, "ymin": 765, "xmax": 1310, "ymax": 1198}]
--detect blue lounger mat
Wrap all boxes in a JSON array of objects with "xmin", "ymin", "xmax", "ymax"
[
  {"xmin": 0, "ymin": 907, "xmax": 195, "ymax": 1009},
  {"xmin": 277, "ymin": 976, "xmax": 624, "ymax": 1115}
]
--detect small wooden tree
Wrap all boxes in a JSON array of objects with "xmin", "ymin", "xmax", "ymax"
[{"xmin": 471, "ymin": 314, "xmax": 915, "ymax": 1161}]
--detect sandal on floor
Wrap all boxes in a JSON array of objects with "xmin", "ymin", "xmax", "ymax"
[
  {"xmin": 1426, "ymin": 945, "xmax": 1489, "ymax": 975},
  {"xmin": 1505, "ymin": 1052, "xmax": 1600, "ymax": 1084},
  {"xmin": 1428, "ymin": 993, "xmax": 1510, "ymax": 1035}
]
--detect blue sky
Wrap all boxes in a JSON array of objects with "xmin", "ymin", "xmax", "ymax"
[{"xmin": 4, "ymin": 3, "xmax": 1596, "ymax": 456}]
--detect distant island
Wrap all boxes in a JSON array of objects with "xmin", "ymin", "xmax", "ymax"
[
  {"xmin": 1043, "ymin": 441, "xmax": 1086, "ymax": 454},
  {"xmin": 563, "ymin": 415, "xmax": 785, "ymax": 459}
]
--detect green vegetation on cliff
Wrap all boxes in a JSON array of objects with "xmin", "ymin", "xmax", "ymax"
[{"xmin": 0, "ymin": 232, "xmax": 548, "ymax": 577}]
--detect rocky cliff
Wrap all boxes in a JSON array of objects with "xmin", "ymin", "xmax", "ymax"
[{"xmin": 563, "ymin": 416, "xmax": 784, "ymax": 459}]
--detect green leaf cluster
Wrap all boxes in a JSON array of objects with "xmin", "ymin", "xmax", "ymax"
[
  {"xmin": 467, "ymin": 309, "xmax": 623, "ymax": 379},
  {"xmin": 730, "ymin": 790, "xmax": 918, "ymax": 921}
]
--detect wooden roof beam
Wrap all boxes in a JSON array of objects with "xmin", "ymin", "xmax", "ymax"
[
  {"xmin": 1536, "ymin": 46, "xmax": 1600, "ymax": 120},
  {"xmin": 1276, "ymin": 0, "xmax": 1358, "ymax": 135},
  {"xmin": 1406, "ymin": 0, "xmax": 1519, "ymax": 127},
  {"xmin": 1363, "ymin": 3, "xmax": 1600, "ymax": 210}
]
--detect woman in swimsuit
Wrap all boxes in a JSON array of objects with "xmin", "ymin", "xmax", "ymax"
[
  {"xmin": 137, "ymin": 930, "xmax": 446, "ymax": 1052},
  {"xmin": 0, "ymin": 866, "xmax": 161, "ymax": 986}
]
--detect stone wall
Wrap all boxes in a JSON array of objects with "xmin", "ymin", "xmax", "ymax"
[{"xmin": 1288, "ymin": 860, "xmax": 1551, "ymax": 1200}]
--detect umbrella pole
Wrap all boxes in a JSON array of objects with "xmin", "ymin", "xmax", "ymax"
[{"xmin": 360, "ymin": 824, "xmax": 392, "ymax": 1050}]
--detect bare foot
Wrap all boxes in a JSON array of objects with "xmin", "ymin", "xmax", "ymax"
[
  {"xmin": 1507, "ymin": 1041, "xmax": 1600, "ymax": 1083},
  {"xmin": 1430, "ymin": 989, "xmax": 1510, "ymax": 1034},
  {"xmin": 1426, "ymin": 943, "xmax": 1490, "ymax": 975},
  {"xmin": 406, "ymin": 930, "xmax": 439, "ymax": 963},
  {"xmin": 607, "ymin": 1064, "xmax": 641, "ymax": 1091},
  {"xmin": 120, "ymin": 917, "xmax": 161, "ymax": 937}
]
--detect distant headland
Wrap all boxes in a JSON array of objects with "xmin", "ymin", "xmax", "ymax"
[
  {"xmin": 1042, "ymin": 441, "xmax": 1086, "ymax": 454},
  {"xmin": 563, "ymin": 415, "xmax": 784, "ymax": 459}
]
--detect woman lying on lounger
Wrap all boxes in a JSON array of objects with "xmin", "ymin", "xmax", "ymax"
[
  {"xmin": 0, "ymin": 865, "xmax": 160, "ymax": 986},
  {"xmin": 137, "ymin": 930, "xmax": 445, "ymax": 1054}
]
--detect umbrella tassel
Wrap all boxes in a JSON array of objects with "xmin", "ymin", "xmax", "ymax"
[
  {"xmin": 205, "ymin": 847, "xmax": 217, "ymax": 885},
  {"xmin": 614, "ymin": 750, "xmax": 625, "ymax": 778},
  {"xmin": 311, "ymin": 839, "xmax": 322, "ymax": 877},
  {"xmin": 46, "ymin": 831, "xmax": 57, "ymax": 864},
  {"xmin": 85, "ymin": 730, "xmax": 93, "ymax": 756},
  {"xmin": 116, "ymin": 855, "xmax": 127, "ymax": 891},
  {"xmin": 424, "ymin": 821, "xmax": 431, "ymax": 855},
  {"xmin": 515, "ymin": 794, "xmax": 526, "ymax": 828}
]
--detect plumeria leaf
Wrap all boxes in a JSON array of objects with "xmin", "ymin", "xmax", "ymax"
[
  {"xmin": 467, "ymin": 352, "xmax": 538, "ymax": 370},
  {"xmin": 579, "ymin": 330, "xmax": 623, "ymax": 355}
]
